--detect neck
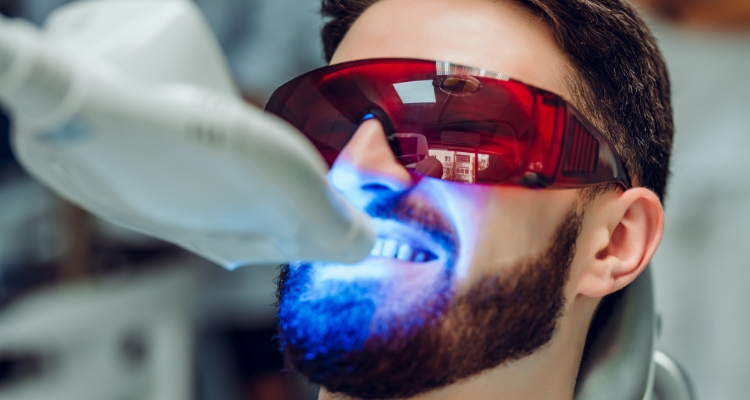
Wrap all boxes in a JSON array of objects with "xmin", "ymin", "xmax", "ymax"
[{"xmin": 319, "ymin": 295, "xmax": 599, "ymax": 400}]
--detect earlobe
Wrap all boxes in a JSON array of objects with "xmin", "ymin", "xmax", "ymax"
[{"xmin": 576, "ymin": 188, "xmax": 664, "ymax": 298}]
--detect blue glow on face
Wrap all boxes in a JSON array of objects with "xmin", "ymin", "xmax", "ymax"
[
  {"xmin": 280, "ymin": 123, "xmax": 464, "ymax": 369},
  {"xmin": 365, "ymin": 191, "xmax": 457, "ymax": 263},
  {"xmin": 277, "ymin": 263, "xmax": 379, "ymax": 361},
  {"xmin": 277, "ymin": 185, "xmax": 458, "ymax": 366}
]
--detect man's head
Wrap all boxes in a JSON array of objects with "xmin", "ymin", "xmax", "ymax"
[{"xmin": 274, "ymin": 0, "xmax": 672, "ymax": 398}]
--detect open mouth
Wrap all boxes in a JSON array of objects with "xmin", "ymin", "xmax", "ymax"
[{"xmin": 370, "ymin": 237, "xmax": 439, "ymax": 262}]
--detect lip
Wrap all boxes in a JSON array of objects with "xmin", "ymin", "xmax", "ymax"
[
  {"xmin": 307, "ymin": 218, "xmax": 451, "ymax": 284},
  {"xmin": 370, "ymin": 218, "xmax": 449, "ymax": 264}
]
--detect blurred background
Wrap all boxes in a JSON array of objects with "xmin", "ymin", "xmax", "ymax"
[
  {"xmin": 0, "ymin": 1, "xmax": 324, "ymax": 399},
  {"xmin": 0, "ymin": 0, "xmax": 748, "ymax": 399},
  {"xmin": 630, "ymin": 1, "xmax": 750, "ymax": 399}
]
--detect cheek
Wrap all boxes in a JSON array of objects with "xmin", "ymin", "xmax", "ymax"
[
  {"xmin": 418, "ymin": 181, "xmax": 490, "ymax": 283},
  {"xmin": 453, "ymin": 188, "xmax": 576, "ymax": 292}
]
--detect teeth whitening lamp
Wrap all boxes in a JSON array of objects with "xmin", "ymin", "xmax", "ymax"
[{"xmin": 0, "ymin": 0, "xmax": 375, "ymax": 268}]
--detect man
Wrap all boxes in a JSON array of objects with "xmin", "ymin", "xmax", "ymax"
[{"xmin": 269, "ymin": 0, "xmax": 673, "ymax": 399}]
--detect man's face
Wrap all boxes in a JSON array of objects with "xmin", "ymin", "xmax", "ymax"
[{"xmin": 277, "ymin": 0, "xmax": 586, "ymax": 398}]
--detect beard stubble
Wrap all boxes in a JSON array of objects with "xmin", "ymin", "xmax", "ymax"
[{"xmin": 276, "ymin": 202, "xmax": 584, "ymax": 400}]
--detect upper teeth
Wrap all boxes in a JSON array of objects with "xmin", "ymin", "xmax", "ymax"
[{"xmin": 370, "ymin": 238, "xmax": 435, "ymax": 262}]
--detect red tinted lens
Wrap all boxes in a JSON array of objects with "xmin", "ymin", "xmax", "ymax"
[{"xmin": 266, "ymin": 59, "xmax": 538, "ymax": 184}]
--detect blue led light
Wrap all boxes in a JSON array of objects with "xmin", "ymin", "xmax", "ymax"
[{"xmin": 362, "ymin": 113, "xmax": 375, "ymax": 120}]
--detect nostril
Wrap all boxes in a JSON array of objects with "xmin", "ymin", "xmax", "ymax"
[{"xmin": 362, "ymin": 183, "xmax": 392, "ymax": 192}]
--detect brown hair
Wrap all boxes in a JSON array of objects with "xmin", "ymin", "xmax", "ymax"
[{"xmin": 320, "ymin": 0, "xmax": 673, "ymax": 200}]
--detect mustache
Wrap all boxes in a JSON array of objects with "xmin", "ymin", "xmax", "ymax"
[{"xmin": 364, "ymin": 190, "xmax": 458, "ymax": 260}]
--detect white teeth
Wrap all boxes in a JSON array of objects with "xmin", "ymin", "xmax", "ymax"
[
  {"xmin": 397, "ymin": 244, "xmax": 413, "ymax": 260},
  {"xmin": 381, "ymin": 239, "xmax": 400, "ymax": 258},
  {"xmin": 370, "ymin": 238, "xmax": 384, "ymax": 256},
  {"xmin": 369, "ymin": 237, "xmax": 435, "ymax": 263}
]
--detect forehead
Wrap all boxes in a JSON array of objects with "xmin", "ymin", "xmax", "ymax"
[{"xmin": 331, "ymin": 0, "xmax": 573, "ymax": 101}]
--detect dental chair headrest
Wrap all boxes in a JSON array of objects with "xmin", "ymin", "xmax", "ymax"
[{"xmin": 575, "ymin": 266, "xmax": 656, "ymax": 400}]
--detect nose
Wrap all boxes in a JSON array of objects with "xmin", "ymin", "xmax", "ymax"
[{"xmin": 328, "ymin": 119, "xmax": 416, "ymax": 209}]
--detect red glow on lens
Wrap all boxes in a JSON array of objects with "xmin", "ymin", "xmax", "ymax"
[{"xmin": 266, "ymin": 59, "xmax": 630, "ymax": 189}]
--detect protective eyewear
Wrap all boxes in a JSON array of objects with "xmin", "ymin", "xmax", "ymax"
[{"xmin": 265, "ymin": 58, "xmax": 631, "ymax": 189}]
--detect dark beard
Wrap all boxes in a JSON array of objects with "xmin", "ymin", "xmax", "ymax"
[{"xmin": 276, "ymin": 204, "xmax": 583, "ymax": 400}]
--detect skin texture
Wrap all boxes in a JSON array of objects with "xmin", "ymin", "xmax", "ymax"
[{"xmin": 282, "ymin": 0, "xmax": 665, "ymax": 399}]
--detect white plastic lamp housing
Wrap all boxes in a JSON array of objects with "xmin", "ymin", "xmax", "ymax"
[{"xmin": 0, "ymin": 0, "xmax": 375, "ymax": 268}]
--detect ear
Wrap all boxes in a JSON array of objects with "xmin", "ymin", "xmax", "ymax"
[{"xmin": 576, "ymin": 188, "xmax": 664, "ymax": 298}]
